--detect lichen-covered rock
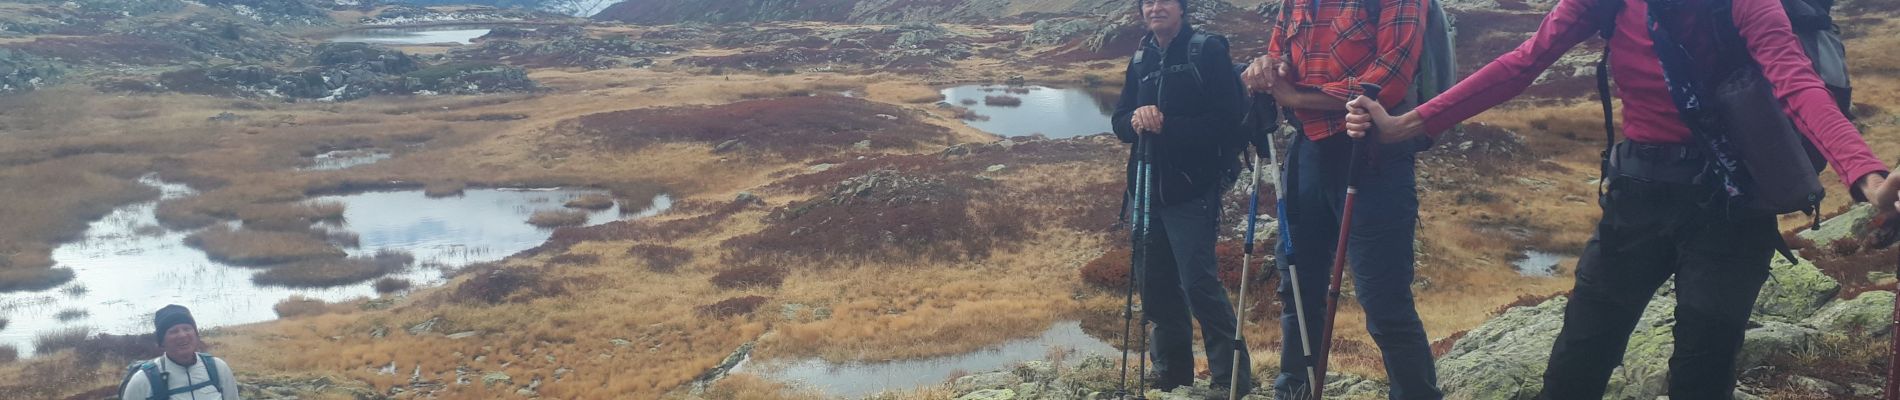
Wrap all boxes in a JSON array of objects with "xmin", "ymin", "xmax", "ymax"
[
  {"xmin": 1805, "ymin": 290, "xmax": 1895, "ymax": 335},
  {"xmin": 1799, "ymin": 203, "xmax": 1876, "ymax": 250},
  {"xmin": 1323, "ymin": 372, "xmax": 1392, "ymax": 399},
  {"xmin": 312, "ymin": 42, "xmax": 419, "ymax": 75},
  {"xmin": 0, "ymin": 49, "xmax": 62, "ymax": 94},
  {"xmin": 954, "ymin": 371, "xmax": 1023, "ymax": 393},
  {"xmin": 957, "ymin": 388, "xmax": 1016, "ymax": 400},
  {"xmin": 1737, "ymin": 321, "xmax": 1818, "ymax": 370},
  {"xmin": 1437, "ymin": 294, "xmax": 1679, "ymax": 399},
  {"xmin": 1025, "ymin": 18, "xmax": 1109, "ymax": 46},
  {"xmin": 1751, "ymin": 254, "xmax": 1841, "ymax": 322},
  {"xmin": 1437, "ymin": 296, "xmax": 1566, "ymax": 399},
  {"xmin": 200, "ymin": 0, "xmax": 335, "ymax": 26},
  {"xmin": 1600, "ymin": 297, "xmax": 1677, "ymax": 399}
]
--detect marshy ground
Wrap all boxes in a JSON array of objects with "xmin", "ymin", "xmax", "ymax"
[{"xmin": 0, "ymin": 1, "xmax": 1898, "ymax": 399}]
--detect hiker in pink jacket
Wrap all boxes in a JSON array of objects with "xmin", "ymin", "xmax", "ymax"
[{"xmin": 1343, "ymin": 0, "xmax": 1900, "ymax": 397}]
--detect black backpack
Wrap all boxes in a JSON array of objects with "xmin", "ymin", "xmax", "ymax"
[
  {"xmin": 1592, "ymin": 0, "xmax": 1854, "ymax": 174},
  {"xmin": 1593, "ymin": 0, "xmax": 1855, "ymax": 261},
  {"xmin": 1131, "ymin": 32, "xmax": 1254, "ymax": 189},
  {"xmin": 118, "ymin": 354, "xmax": 224, "ymax": 400}
]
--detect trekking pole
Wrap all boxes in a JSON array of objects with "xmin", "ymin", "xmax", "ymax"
[
  {"xmin": 1117, "ymin": 135, "xmax": 1154, "ymax": 400},
  {"xmin": 1314, "ymin": 84, "xmax": 1383, "ymax": 397},
  {"xmin": 1875, "ymin": 212, "xmax": 1900, "ymax": 400},
  {"xmin": 1133, "ymin": 133, "xmax": 1154, "ymax": 400},
  {"xmin": 1230, "ymin": 152, "xmax": 1263, "ymax": 400},
  {"xmin": 1229, "ymin": 94, "xmax": 1280, "ymax": 400},
  {"xmin": 1888, "ymin": 245, "xmax": 1898, "ymax": 400},
  {"xmin": 1258, "ymin": 96, "xmax": 1320, "ymax": 399}
]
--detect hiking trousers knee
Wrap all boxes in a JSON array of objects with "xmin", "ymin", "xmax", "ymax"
[
  {"xmin": 1538, "ymin": 173, "xmax": 1775, "ymax": 400},
  {"xmin": 1275, "ymin": 133, "xmax": 1442, "ymax": 400},
  {"xmin": 1139, "ymin": 186, "xmax": 1255, "ymax": 391}
]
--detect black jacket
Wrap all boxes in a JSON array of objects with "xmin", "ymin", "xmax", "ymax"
[{"xmin": 1111, "ymin": 24, "xmax": 1246, "ymax": 207}]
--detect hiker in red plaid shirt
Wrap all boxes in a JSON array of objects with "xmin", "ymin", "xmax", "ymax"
[{"xmin": 1241, "ymin": 0, "xmax": 1444, "ymax": 398}]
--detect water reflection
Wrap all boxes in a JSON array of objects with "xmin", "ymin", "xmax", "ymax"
[
  {"xmin": 327, "ymin": 27, "xmax": 494, "ymax": 45},
  {"xmin": 939, "ymin": 85, "xmax": 1116, "ymax": 139},
  {"xmin": 738, "ymin": 321, "xmax": 1115, "ymax": 398},
  {"xmin": 0, "ymin": 177, "xmax": 670, "ymax": 355},
  {"xmin": 1514, "ymin": 250, "xmax": 1565, "ymax": 277},
  {"xmin": 302, "ymin": 149, "xmax": 393, "ymax": 171}
]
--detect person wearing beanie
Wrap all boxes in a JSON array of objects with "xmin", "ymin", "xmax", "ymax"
[
  {"xmin": 1111, "ymin": 0, "xmax": 1255, "ymax": 396},
  {"xmin": 120, "ymin": 305, "xmax": 239, "ymax": 400}
]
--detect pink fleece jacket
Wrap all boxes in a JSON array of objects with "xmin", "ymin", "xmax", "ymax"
[{"xmin": 1415, "ymin": 0, "xmax": 1886, "ymax": 188}]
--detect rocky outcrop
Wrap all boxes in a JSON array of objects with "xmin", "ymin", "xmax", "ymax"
[
  {"xmin": 1436, "ymin": 294, "xmax": 1680, "ymax": 399},
  {"xmin": 358, "ymin": 4, "xmax": 556, "ymax": 26},
  {"xmin": 1805, "ymin": 290, "xmax": 1895, "ymax": 335},
  {"xmin": 159, "ymin": 48, "xmax": 534, "ymax": 101},
  {"xmin": 453, "ymin": 34, "xmax": 681, "ymax": 69},
  {"xmin": 1737, "ymin": 321, "xmax": 1818, "ymax": 371},
  {"xmin": 312, "ymin": 42, "xmax": 420, "ymax": 74},
  {"xmin": 200, "ymin": 0, "xmax": 335, "ymax": 26},
  {"xmin": 1024, "ymin": 18, "xmax": 1112, "ymax": 47},
  {"xmin": 593, "ymin": 0, "xmax": 1130, "ymax": 25},
  {"xmin": 1433, "ymin": 206, "xmax": 1895, "ymax": 399},
  {"xmin": 1752, "ymin": 255, "xmax": 1843, "ymax": 322},
  {"xmin": 0, "ymin": 49, "xmax": 62, "ymax": 94},
  {"xmin": 1798, "ymin": 204, "xmax": 1877, "ymax": 251},
  {"xmin": 1436, "ymin": 296, "xmax": 1566, "ymax": 399},
  {"xmin": 940, "ymin": 354, "xmax": 1402, "ymax": 400}
]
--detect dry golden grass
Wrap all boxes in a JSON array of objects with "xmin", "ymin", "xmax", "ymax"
[
  {"xmin": 564, "ymin": 193, "xmax": 616, "ymax": 210},
  {"xmin": 1, "ymin": 13, "xmax": 1893, "ymax": 398},
  {"xmin": 699, "ymin": 374, "xmax": 828, "ymax": 400},
  {"xmin": 186, "ymin": 225, "xmax": 347, "ymax": 266},
  {"xmin": 274, "ymin": 295, "xmax": 362, "ymax": 318},
  {"xmin": 528, "ymin": 209, "xmax": 591, "ymax": 228},
  {"xmin": 424, "ymin": 180, "xmax": 467, "ymax": 198},
  {"xmin": 253, "ymin": 250, "xmax": 414, "ymax": 288},
  {"xmin": 867, "ymin": 81, "xmax": 947, "ymax": 104},
  {"xmin": 237, "ymin": 200, "xmax": 346, "ymax": 231}
]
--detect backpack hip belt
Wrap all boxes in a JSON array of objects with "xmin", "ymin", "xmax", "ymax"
[{"xmin": 1610, "ymin": 141, "xmax": 1706, "ymax": 185}]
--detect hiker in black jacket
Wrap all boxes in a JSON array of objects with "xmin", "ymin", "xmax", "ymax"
[{"xmin": 1109, "ymin": 0, "xmax": 1252, "ymax": 395}]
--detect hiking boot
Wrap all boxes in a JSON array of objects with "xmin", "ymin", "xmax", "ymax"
[
  {"xmin": 1141, "ymin": 370, "xmax": 1188, "ymax": 392},
  {"xmin": 1207, "ymin": 383, "xmax": 1256, "ymax": 400}
]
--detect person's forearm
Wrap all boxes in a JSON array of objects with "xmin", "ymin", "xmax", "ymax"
[
  {"xmin": 1273, "ymin": 86, "xmax": 1347, "ymax": 111},
  {"xmin": 1393, "ymin": 110, "xmax": 1427, "ymax": 139}
]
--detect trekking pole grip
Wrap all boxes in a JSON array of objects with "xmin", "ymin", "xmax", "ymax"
[{"xmin": 1349, "ymin": 83, "xmax": 1383, "ymax": 182}]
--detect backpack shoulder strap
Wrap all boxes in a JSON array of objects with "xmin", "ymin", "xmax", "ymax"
[
  {"xmin": 1595, "ymin": 0, "xmax": 1626, "ymax": 200},
  {"xmin": 120, "ymin": 360, "xmax": 167, "ymax": 400},
  {"xmin": 201, "ymin": 354, "xmax": 223, "ymax": 395},
  {"xmin": 1188, "ymin": 32, "xmax": 1212, "ymax": 87},
  {"xmin": 140, "ymin": 359, "xmax": 166, "ymax": 400}
]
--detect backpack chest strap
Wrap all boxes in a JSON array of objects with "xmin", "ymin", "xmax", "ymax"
[{"xmin": 165, "ymin": 379, "xmax": 219, "ymax": 396}]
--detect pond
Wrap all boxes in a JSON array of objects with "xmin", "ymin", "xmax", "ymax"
[
  {"xmin": 302, "ymin": 149, "xmax": 393, "ymax": 171},
  {"xmin": 0, "ymin": 176, "xmax": 671, "ymax": 356},
  {"xmin": 939, "ymin": 85, "xmax": 1116, "ymax": 139},
  {"xmin": 1514, "ymin": 250, "xmax": 1565, "ymax": 277},
  {"xmin": 736, "ymin": 320, "xmax": 1116, "ymax": 398},
  {"xmin": 326, "ymin": 27, "xmax": 494, "ymax": 45}
]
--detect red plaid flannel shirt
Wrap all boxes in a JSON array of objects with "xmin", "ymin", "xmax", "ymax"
[{"xmin": 1266, "ymin": 0, "xmax": 1425, "ymax": 140}]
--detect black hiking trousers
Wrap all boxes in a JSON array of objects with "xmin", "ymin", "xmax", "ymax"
[
  {"xmin": 1139, "ymin": 186, "xmax": 1254, "ymax": 392},
  {"xmin": 1538, "ymin": 144, "xmax": 1776, "ymax": 399}
]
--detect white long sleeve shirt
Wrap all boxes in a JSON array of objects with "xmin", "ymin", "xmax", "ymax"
[{"xmin": 119, "ymin": 354, "xmax": 239, "ymax": 400}]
